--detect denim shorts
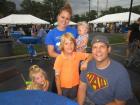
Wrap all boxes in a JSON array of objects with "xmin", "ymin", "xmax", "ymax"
[{"xmin": 61, "ymin": 85, "xmax": 78, "ymax": 100}]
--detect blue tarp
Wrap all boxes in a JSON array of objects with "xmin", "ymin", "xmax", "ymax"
[{"xmin": 0, "ymin": 90, "xmax": 78, "ymax": 105}]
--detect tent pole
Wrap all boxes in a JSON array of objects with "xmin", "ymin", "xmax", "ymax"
[{"xmin": 128, "ymin": 0, "xmax": 133, "ymax": 26}]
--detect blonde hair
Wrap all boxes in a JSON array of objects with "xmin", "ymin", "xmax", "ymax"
[
  {"xmin": 26, "ymin": 65, "xmax": 49, "ymax": 90},
  {"xmin": 59, "ymin": 33, "xmax": 76, "ymax": 51},
  {"xmin": 58, "ymin": 3, "xmax": 72, "ymax": 16},
  {"xmin": 77, "ymin": 21, "xmax": 89, "ymax": 31},
  {"xmin": 29, "ymin": 65, "xmax": 39, "ymax": 71},
  {"xmin": 29, "ymin": 65, "xmax": 47, "ymax": 82}
]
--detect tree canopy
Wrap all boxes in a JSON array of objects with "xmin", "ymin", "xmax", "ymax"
[
  {"xmin": 0, "ymin": 0, "xmax": 16, "ymax": 17},
  {"xmin": 0, "ymin": 0, "xmax": 140, "ymax": 22}
]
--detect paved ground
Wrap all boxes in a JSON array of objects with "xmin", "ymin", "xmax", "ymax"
[{"xmin": 0, "ymin": 32, "xmax": 140, "ymax": 105}]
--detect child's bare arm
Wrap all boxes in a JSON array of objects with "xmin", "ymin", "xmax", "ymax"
[
  {"xmin": 55, "ymin": 74, "xmax": 62, "ymax": 96},
  {"xmin": 81, "ymin": 53, "xmax": 93, "ymax": 70}
]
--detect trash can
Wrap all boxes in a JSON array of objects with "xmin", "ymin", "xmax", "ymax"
[{"xmin": 0, "ymin": 39, "xmax": 13, "ymax": 57}]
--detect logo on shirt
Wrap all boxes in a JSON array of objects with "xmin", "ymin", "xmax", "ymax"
[
  {"xmin": 86, "ymin": 72, "xmax": 108, "ymax": 91},
  {"xmin": 56, "ymin": 42, "xmax": 60, "ymax": 46}
]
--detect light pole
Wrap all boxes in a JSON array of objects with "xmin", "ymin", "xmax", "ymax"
[
  {"xmin": 50, "ymin": 2, "xmax": 54, "ymax": 24},
  {"xmin": 128, "ymin": 0, "xmax": 133, "ymax": 26},
  {"xmin": 106, "ymin": 0, "xmax": 108, "ymax": 10},
  {"xmin": 97, "ymin": 0, "xmax": 99, "ymax": 17},
  {"xmin": 88, "ymin": 0, "xmax": 91, "ymax": 21}
]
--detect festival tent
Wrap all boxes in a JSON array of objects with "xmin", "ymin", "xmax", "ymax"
[
  {"xmin": 89, "ymin": 12, "xmax": 140, "ymax": 23},
  {"xmin": 0, "ymin": 14, "xmax": 50, "ymax": 25},
  {"xmin": 54, "ymin": 21, "xmax": 77, "ymax": 25}
]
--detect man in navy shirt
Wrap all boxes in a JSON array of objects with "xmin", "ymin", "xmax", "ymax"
[{"xmin": 78, "ymin": 35, "xmax": 133, "ymax": 105}]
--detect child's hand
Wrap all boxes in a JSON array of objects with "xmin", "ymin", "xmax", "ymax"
[{"xmin": 80, "ymin": 61, "xmax": 88, "ymax": 70}]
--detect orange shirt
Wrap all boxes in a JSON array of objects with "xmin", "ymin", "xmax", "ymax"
[{"xmin": 54, "ymin": 52, "xmax": 89, "ymax": 88}]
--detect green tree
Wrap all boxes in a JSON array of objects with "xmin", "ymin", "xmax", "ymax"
[
  {"xmin": 20, "ymin": 0, "xmax": 33, "ymax": 14},
  {"xmin": 109, "ymin": 6, "xmax": 122, "ymax": 13},
  {"xmin": 100, "ymin": 10, "xmax": 110, "ymax": 17},
  {"xmin": 20, "ymin": 0, "xmax": 50, "ymax": 21},
  {"xmin": 132, "ymin": 5, "xmax": 140, "ymax": 14},
  {"xmin": 20, "ymin": 0, "xmax": 65, "ymax": 24},
  {"xmin": 6, "ymin": 1, "xmax": 16, "ymax": 15},
  {"xmin": 79, "ymin": 14, "xmax": 87, "ymax": 21},
  {"xmin": 43, "ymin": 0, "xmax": 65, "ymax": 24},
  {"xmin": 72, "ymin": 14, "xmax": 80, "ymax": 22},
  {"xmin": 89, "ymin": 10, "xmax": 97, "ymax": 20},
  {"xmin": 100, "ymin": 6, "xmax": 129, "ymax": 17},
  {"xmin": 0, "ymin": 0, "xmax": 16, "ymax": 17},
  {"xmin": 0, "ymin": 0, "xmax": 6, "ymax": 17},
  {"xmin": 20, "ymin": 0, "xmax": 43, "ymax": 15},
  {"xmin": 72, "ymin": 10, "xmax": 97, "ymax": 22}
]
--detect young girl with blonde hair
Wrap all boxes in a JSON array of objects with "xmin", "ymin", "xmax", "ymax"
[{"xmin": 26, "ymin": 65, "xmax": 49, "ymax": 91}]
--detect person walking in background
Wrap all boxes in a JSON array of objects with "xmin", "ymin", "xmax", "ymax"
[
  {"xmin": 45, "ymin": 3, "xmax": 78, "ymax": 58},
  {"xmin": 26, "ymin": 65, "xmax": 49, "ymax": 91},
  {"xmin": 76, "ymin": 21, "xmax": 89, "ymax": 52},
  {"xmin": 54, "ymin": 33, "xmax": 92, "ymax": 100},
  {"xmin": 19, "ymin": 27, "xmax": 25, "ymax": 35},
  {"xmin": 126, "ymin": 17, "xmax": 140, "ymax": 58},
  {"xmin": 36, "ymin": 25, "xmax": 46, "ymax": 38},
  {"xmin": 31, "ymin": 24, "xmax": 37, "ymax": 37},
  {"xmin": 4, "ymin": 25, "xmax": 8, "ymax": 38},
  {"xmin": 78, "ymin": 35, "xmax": 133, "ymax": 105},
  {"xmin": 36, "ymin": 24, "xmax": 47, "ymax": 59}
]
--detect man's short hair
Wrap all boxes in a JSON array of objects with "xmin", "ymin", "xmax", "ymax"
[{"xmin": 91, "ymin": 35, "xmax": 109, "ymax": 46}]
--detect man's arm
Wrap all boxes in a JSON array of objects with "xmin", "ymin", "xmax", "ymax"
[
  {"xmin": 106, "ymin": 99, "xmax": 126, "ymax": 105},
  {"xmin": 126, "ymin": 30, "xmax": 131, "ymax": 42},
  {"xmin": 47, "ymin": 45, "xmax": 59, "ymax": 58},
  {"xmin": 77, "ymin": 81, "xmax": 87, "ymax": 105}
]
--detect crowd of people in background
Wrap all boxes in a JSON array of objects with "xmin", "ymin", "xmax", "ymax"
[
  {"xmin": 0, "ymin": 17, "xmax": 137, "ymax": 40},
  {"xmin": 0, "ymin": 24, "xmax": 54, "ymax": 39},
  {"xmin": 91, "ymin": 22, "xmax": 129, "ymax": 33}
]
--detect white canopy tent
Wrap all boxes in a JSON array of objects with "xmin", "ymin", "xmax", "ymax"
[
  {"xmin": 89, "ymin": 12, "xmax": 140, "ymax": 24},
  {"xmin": 54, "ymin": 21, "xmax": 77, "ymax": 26},
  {"xmin": 0, "ymin": 14, "xmax": 50, "ymax": 25}
]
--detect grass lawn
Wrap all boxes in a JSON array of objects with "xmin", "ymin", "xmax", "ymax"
[
  {"xmin": 108, "ymin": 35, "xmax": 126, "ymax": 44},
  {"xmin": 12, "ymin": 44, "xmax": 44, "ymax": 55},
  {"xmin": 12, "ymin": 33, "xmax": 126, "ymax": 55},
  {"xmin": 88, "ymin": 32, "xmax": 126, "ymax": 47}
]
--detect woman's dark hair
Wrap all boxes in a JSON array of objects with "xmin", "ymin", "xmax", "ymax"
[{"xmin": 58, "ymin": 3, "xmax": 72, "ymax": 16}]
